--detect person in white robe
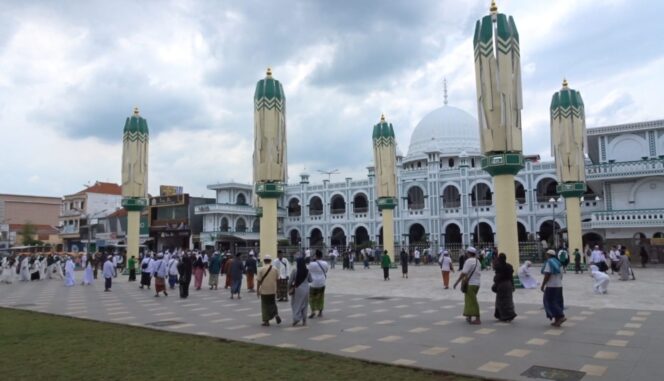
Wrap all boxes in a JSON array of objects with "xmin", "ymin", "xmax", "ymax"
[
  {"xmin": 53, "ymin": 256, "xmax": 64, "ymax": 280},
  {"xmin": 517, "ymin": 261, "xmax": 538, "ymax": 289},
  {"xmin": 1, "ymin": 257, "xmax": 13, "ymax": 283},
  {"xmin": 590, "ymin": 265, "xmax": 609, "ymax": 294},
  {"xmin": 82, "ymin": 255, "xmax": 94, "ymax": 285},
  {"xmin": 19, "ymin": 256, "xmax": 30, "ymax": 281},
  {"xmin": 81, "ymin": 253, "xmax": 88, "ymax": 271},
  {"xmin": 64, "ymin": 257, "xmax": 76, "ymax": 287},
  {"xmin": 103, "ymin": 256, "xmax": 115, "ymax": 291}
]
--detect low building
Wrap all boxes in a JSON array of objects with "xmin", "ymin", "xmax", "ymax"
[
  {"xmin": 0, "ymin": 193, "xmax": 61, "ymax": 248},
  {"xmin": 194, "ymin": 183, "xmax": 286, "ymax": 253},
  {"xmin": 58, "ymin": 181, "xmax": 123, "ymax": 252},
  {"xmin": 148, "ymin": 193, "xmax": 214, "ymax": 252}
]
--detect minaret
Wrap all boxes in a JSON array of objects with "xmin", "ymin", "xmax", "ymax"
[
  {"xmin": 253, "ymin": 67, "xmax": 287, "ymax": 257},
  {"xmin": 121, "ymin": 107, "xmax": 149, "ymax": 261},
  {"xmin": 372, "ymin": 113, "xmax": 397, "ymax": 262},
  {"xmin": 550, "ymin": 79, "xmax": 587, "ymax": 255},
  {"xmin": 473, "ymin": 0, "xmax": 523, "ymax": 266}
]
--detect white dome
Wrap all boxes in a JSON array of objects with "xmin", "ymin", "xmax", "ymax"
[{"xmin": 406, "ymin": 105, "xmax": 480, "ymax": 160}]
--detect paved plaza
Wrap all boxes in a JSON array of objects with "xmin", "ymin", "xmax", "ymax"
[{"xmin": 1, "ymin": 265, "xmax": 662, "ymax": 381}]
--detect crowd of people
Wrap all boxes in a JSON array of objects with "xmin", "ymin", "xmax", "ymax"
[{"xmin": 0, "ymin": 241, "xmax": 646, "ymax": 329}]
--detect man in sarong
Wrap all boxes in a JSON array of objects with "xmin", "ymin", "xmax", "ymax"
[
  {"xmin": 223, "ymin": 253, "xmax": 233, "ymax": 289},
  {"xmin": 257, "ymin": 255, "xmax": 281, "ymax": 326},
  {"xmin": 541, "ymin": 250, "xmax": 566, "ymax": 327},
  {"xmin": 230, "ymin": 253, "xmax": 244, "ymax": 299},
  {"xmin": 208, "ymin": 252, "xmax": 221, "ymax": 290},
  {"xmin": 153, "ymin": 253, "xmax": 168, "ymax": 297},
  {"xmin": 244, "ymin": 253, "xmax": 257, "ymax": 292},
  {"xmin": 617, "ymin": 251, "xmax": 633, "ymax": 281},
  {"xmin": 307, "ymin": 250, "xmax": 328, "ymax": 319}
]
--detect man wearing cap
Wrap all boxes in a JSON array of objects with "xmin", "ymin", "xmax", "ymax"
[
  {"xmin": 208, "ymin": 251, "xmax": 221, "ymax": 290},
  {"xmin": 541, "ymin": 249, "xmax": 566, "ymax": 327},
  {"xmin": 439, "ymin": 250, "xmax": 454, "ymax": 289},
  {"xmin": 257, "ymin": 255, "xmax": 281, "ymax": 326},
  {"xmin": 453, "ymin": 247, "xmax": 481, "ymax": 324},
  {"xmin": 229, "ymin": 253, "xmax": 244, "ymax": 299}
]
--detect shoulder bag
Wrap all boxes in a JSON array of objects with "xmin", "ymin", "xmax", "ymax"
[{"xmin": 460, "ymin": 259, "xmax": 477, "ymax": 294}]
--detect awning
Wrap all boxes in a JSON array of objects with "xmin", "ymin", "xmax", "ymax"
[{"xmin": 216, "ymin": 233, "xmax": 286, "ymax": 241}]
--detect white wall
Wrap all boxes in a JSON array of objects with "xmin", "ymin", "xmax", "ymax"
[{"xmin": 607, "ymin": 133, "xmax": 648, "ymax": 162}]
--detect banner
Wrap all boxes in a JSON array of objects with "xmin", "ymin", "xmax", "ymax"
[{"xmin": 160, "ymin": 185, "xmax": 184, "ymax": 197}]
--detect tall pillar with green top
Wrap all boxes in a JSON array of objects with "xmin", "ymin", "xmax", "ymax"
[
  {"xmin": 372, "ymin": 114, "xmax": 397, "ymax": 263},
  {"xmin": 550, "ymin": 79, "xmax": 587, "ymax": 255},
  {"xmin": 473, "ymin": 1, "xmax": 524, "ymax": 267},
  {"xmin": 121, "ymin": 107, "xmax": 149, "ymax": 261},
  {"xmin": 253, "ymin": 68, "xmax": 287, "ymax": 257}
]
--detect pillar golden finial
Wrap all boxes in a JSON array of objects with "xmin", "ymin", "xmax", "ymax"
[
  {"xmin": 380, "ymin": 113, "xmax": 386, "ymax": 122},
  {"xmin": 562, "ymin": 78, "xmax": 569, "ymax": 88},
  {"xmin": 133, "ymin": 106, "xmax": 140, "ymax": 116},
  {"xmin": 490, "ymin": 0, "xmax": 498, "ymax": 14},
  {"xmin": 266, "ymin": 67, "xmax": 272, "ymax": 77}
]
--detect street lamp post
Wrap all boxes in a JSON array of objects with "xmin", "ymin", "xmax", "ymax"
[{"xmin": 549, "ymin": 197, "xmax": 562, "ymax": 248}]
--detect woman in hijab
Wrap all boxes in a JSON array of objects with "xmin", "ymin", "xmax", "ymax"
[
  {"xmin": 289, "ymin": 257, "xmax": 312, "ymax": 326},
  {"xmin": 192, "ymin": 253, "xmax": 206, "ymax": 291},
  {"xmin": 177, "ymin": 252, "xmax": 193, "ymax": 298},
  {"xmin": 493, "ymin": 253, "xmax": 517, "ymax": 322}
]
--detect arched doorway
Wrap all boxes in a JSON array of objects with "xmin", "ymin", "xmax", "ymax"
[
  {"xmin": 442, "ymin": 186, "xmax": 461, "ymax": 208},
  {"xmin": 309, "ymin": 228, "xmax": 323, "ymax": 247},
  {"xmin": 220, "ymin": 217, "xmax": 229, "ymax": 232},
  {"xmin": 354, "ymin": 226, "xmax": 370, "ymax": 246},
  {"xmin": 309, "ymin": 196, "xmax": 323, "ymax": 216},
  {"xmin": 473, "ymin": 222, "xmax": 494, "ymax": 245},
  {"xmin": 288, "ymin": 198, "xmax": 301, "ymax": 216},
  {"xmin": 444, "ymin": 223, "xmax": 462, "ymax": 244},
  {"xmin": 539, "ymin": 220, "xmax": 561, "ymax": 247},
  {"xmin": 409, "ymin": 223, "xmax": 426, "ymax": 244},
  {"xmin": 330, "ymin": 195, "xmax": 346, "ymax": 215},
  {"xmin": 582, "ymin": 232, "xmax": 603, "ymax": 248},
  {"xmin": 471, "ymin": 183, "xmax": 492, "ymax": 206},
  {"xmin": 536, "ymin": 178, "xmax": 558, "ymax": 203},
  {"xmin": 289, "ymin": 230, "xmax": 301, "ymax": 246},
  {"xmin": 331, "ymin": 227, "xmax": 346, "ymax": 247},
  {"xmin": 517, "ymin": 222, "xmax": 528, "ymax": 242},
  {"xmin": 515, "ymin": 181, "xmax": 526, "ymax": 204},
  {"xmin": 353, "ymin": 193, "xmax": 368, "ymax": 213},
  {"xmin": 236, "ymin": 193, "xmax": 247, "ymax": 205},
  {"xmin": 407, "ymin": 187, "xmax": 425, "ymax": 210}
]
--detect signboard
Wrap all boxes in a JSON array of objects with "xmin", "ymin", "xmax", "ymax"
[
  {"xmin": 160, "ymin": 185, "xmax": 184, "ymax": 197},
  {"xmin": 651, "ymin": 238, "xmax": 664, "ymax": 246},
  {"xmin": 150, "ymin": 194, "xmax": 186, "ymax": 207}
]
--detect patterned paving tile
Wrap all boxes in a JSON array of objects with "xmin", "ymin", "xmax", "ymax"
[
  {"xmin": 580, "ymin": 364, "xmax": 607, "ymax": 377},
  {"xmin": 477, "ymin": 361, "xmax": 508, "ymax": 373},
  {"xmin": 451, "ymin": 336, "xmax": 474, "ymax": 344},
  {"xmin": 408, "ymin": 327, "xmax": 430, "ymax": 333},
  {"xmin": 378, "ymin": 335, "xmax": 402, "ymax": 343},
  {"xmin": 526, "ymin": 338, "xmax": 548, "ymax": 346},
  {"xmin": 243, "ymin": 333, "xmax": 271, "ymax": 340},
  {"xmin": 505, "ymin": 349, "xmax": 531, "ymax": 358},
  {"xmin": 341, "ymin": 345, "xmax": 371, "ymax": 353},
  {"xmin": 594, "ymin": 351, "xmax": 619, "ymax": 360},
  {"xmin": 310, "ymin": 334, "xmax": 337, "ymax": 341},
  {"xmin": 606, "ymin": 339, "xmax": 628, "ymax": 347},
  {"xmin": 420, "ymin": 346, "xmax": 448, "ymax": 355}
]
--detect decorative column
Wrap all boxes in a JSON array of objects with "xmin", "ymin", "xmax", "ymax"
[
  {"xmin": 121, "ymin": 107, "xmax": 149, "ymax": 261},
  {"xmin": 253, "ymin": 68, "xmax": 287, "ymax": 257},
  {"xmin": 550, "ymin": 79, "xmax": 586, "ymax": 254},
  {"xmin": 474, "ymin": 1, "xmax": 524, "ymax": 267},
  {"xmin": 372, "ymin": 114, "xmax": 397, "ymax": 262}
]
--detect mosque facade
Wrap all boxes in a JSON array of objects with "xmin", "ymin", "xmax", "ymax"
[{"xmin": 196, "ymin": 102, "xmax": 664, "ymax": 261}]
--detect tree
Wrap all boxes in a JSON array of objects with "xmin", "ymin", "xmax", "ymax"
[{"xmin": 20, "ymin": 223, "xmax": 42, "ymax": 246}]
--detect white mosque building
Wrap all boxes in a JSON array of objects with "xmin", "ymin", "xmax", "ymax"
[{"xmin": 196, "ymin": 102, "xmax": 664, "ymax": 261}]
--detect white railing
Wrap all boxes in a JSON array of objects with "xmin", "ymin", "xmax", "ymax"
[
  {"xmin": 591, "ymin": 209, "xmax": 664, "ymax": 228},
  {"xmin": 586, "ymin": 159, "xmax": 664, "ymax": 180},
  {"xmin": 195, "ymin": 204, "xmax": 286, "ymax": 217},
  {"xmin": 60, "ymin": 225, "xmax": 79, "ymax": 234}
]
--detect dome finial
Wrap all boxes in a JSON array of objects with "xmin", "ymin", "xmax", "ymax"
[
  {"xmin": 490, "ymin": 0, "xmax": 498, "ymax": 14},
  {"xmin": 133, "ymin": 106, "xmax": 140, "ymax": 116},
  {"xmin": 266, "ymin": 67, "xmax": 272, "ymax": 77},
  {"xmin": 562, "ymin": 78, "xmax": 569, "ymax": 88},
  {"xmin": 380, "ymin": 113, "xmax": 386, "ymax": 122},
  {"xmin": 443, "ymin": 78, "xmax": 448, "ymax": 106}
]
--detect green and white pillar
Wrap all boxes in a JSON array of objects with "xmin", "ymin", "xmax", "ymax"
[
  {"xmin": 253, "ymin": 68, "xmax": 287, "ymax": 257},
  {"xmin": 473, "ymin": 1, "xmax": 524, "ymax": 267},
  {"xmin": 121, "ymin": 108, "xmax": 149, "ymax": 260},
  {"xmin": 550, "ymin": 79, "xmax": 587, "ymax": 255},
  {"xmin": 372, "ymin": 114, "xmax": 398, "ymax": 263}
]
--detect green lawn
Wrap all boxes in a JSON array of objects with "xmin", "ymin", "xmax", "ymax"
[{"xmin": 0, "ymin": 308, "xmax": 481, "ymax": 381}]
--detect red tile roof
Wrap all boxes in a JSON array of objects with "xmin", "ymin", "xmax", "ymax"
[
  {"xmin": 76, "ymin": 182, "xmax": 122, "ymax": 196},
  {"xmin": 107, "ymin": 209, "xmax": 128, "ymax": 218}
]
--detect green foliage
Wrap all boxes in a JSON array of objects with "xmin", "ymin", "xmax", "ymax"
[{"xmin": 19, "ymin": 223, "xmax": 42, "ymax": 246}]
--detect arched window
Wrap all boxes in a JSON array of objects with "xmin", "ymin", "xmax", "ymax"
[
  {"xmin": 442, "ymin": 186, "xmax": 461, "ymax": 208},
  {"xmin": 353, "ymin": 193, "xmax": 369, "ymax": 213},
  {"xmin": 407, "ymin": 187, "xmax": 425, "ymax": 210},
  {"xmin": 236, "ymin": 193, "xmax": 247, "ymax": 205},
  {"xmin": 288, "ymin": 198, "xmax": 301, "ymax": 216},
  {"xmin": 235, "ymin": 218, "xmax": 247, "ymax": 233},
  {"xmin": 252, "ymin": 219, "xmax": 259, "ymax": 233},
  {"xmin": 309, "ymin": 196, "xmax": 323, "ymax": 216},
  {"xmin": 536, "ymin": 178, "xmax": 559, "ymax": 203},
  {"xmin": 448, "ymin": 158, "xmax": 454, "ymax": 168},
  {"xmin": 220, "ymin": 217, "xmax": 229, "ymax": 232},
  {"xmin": 330, "ymin": 195, "xmax": 346, "ymax": 214},
  {"xmin": 471, "ymin": 183, "xmax": 492, "ymax": 206}
]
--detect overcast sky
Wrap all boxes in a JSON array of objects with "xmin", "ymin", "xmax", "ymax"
[{"xmin": 1, "ymin": 0, "xmax": 662, "ymax": 198}]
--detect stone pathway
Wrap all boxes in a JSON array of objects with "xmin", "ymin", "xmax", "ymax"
[{"xmin": 1, "ymin": 267, "xmax": 662, "ymax": 381}]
